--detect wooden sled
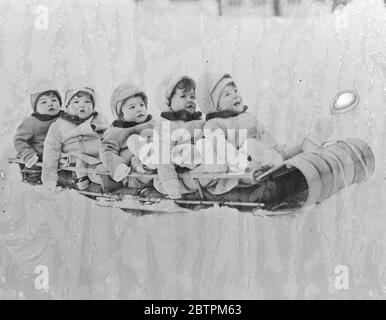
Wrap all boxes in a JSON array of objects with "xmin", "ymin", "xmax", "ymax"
[{"xmin": 7, "ymin": 137, "xmax": 375, "ymax": 215}]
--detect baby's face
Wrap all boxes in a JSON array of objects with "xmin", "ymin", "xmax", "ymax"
[
  {"xmin": 121, "ymin": 96, "xmax": 147, "ymax": 123},
  {"xmin": 170, "ymin": 88, "xmax": 196, "ymax": 113},
  {"xmin": 218, "ymin": 83, "xmax": 243, "ymax": 113},
  {"xmin": 35, "ymin": 92, "xmax": 61, "ymax": 116},
  {"xmin": 67, "ymin": 92, "xmax": 94, "ymax": 119}
]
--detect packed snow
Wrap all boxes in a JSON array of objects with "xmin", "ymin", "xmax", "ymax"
[{"xmin": 1, "ymin": 0, "xmax": 386, "ymax": 299}]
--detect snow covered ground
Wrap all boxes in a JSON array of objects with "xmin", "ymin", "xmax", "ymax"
[{"xmin": 1, "ymin": 0, "xmax": 386, "ymax": 299}]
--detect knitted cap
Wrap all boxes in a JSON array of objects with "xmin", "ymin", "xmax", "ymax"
[
  {"xmin": 110, "ymin": 82, "xmax": 148, "ymax": 119},
  {"xmin": 63, "ymin": 87, "xmax": 96, "ymax": 109},
  {"xmin": 196, "ymin": 73, "xmax": 235, "ymax": 115},
  {"xmin": 30, "ymin": 78, "xmax": 62, "ymax": 111},
  {"xmin": 156, "ymin": 75, "xmax": 196, "ymax": 112}
]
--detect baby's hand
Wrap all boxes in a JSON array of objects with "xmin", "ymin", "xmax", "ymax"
[
  {"xmin": 113, "ymin": 163, "xmax": 131, "ymax": 182},
  {"xmin": 302, "ymin": 137, "xmax": 320, "ymax": 152},
  {"xmin": 130, "ymin": 156, "xmax": 146, "ymax": 174},
  {"xmin": 25, "ymin": 154, "xmax": 39, "ymax": 168}
]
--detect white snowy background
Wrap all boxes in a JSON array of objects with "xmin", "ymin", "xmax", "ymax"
[{"xmin": 1, "ymin": 0, "xmax": 386, "ymax": 299}]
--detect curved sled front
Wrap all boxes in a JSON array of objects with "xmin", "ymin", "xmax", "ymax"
[{"xmin": 258, "ymin": 137, "xmax": 375, "ymax": 210}]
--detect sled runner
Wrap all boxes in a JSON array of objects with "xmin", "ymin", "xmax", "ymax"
[
  {"xmin": 75, "ymin": 190, "xmax": 265, "ymax": 215},
  {"xmin": 95, "ymin": 195, "xmax": 264, "ymax": 215}
]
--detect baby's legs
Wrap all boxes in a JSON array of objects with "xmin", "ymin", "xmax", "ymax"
[
  {"xmin": 239, "ymin": 138, "xmax": 283, "ymax": 184},
  {"xmin": 75, "ymin": 158, "xmax": 90, "ymax": 190},
  {"xmin": 19, "ymin": 163, "xmax": 42, "ymax": 185},
  {"xmin": 127, "ymin": 134, "xmax": 157, "ymax": 170},
  {"xmin": 98, "ymin": 164, "xmax": 124, "ymax": 193},
  {"xmin": 171, "ymin": 143, "xmax": 203, "ymax": 170},
  {"xmin": 75, "ymin": 158, "xmax": 102, "ymax": 190},
  {"xmin": 182, "ymin": 138, "xmax": 235, "ymax": 191}
]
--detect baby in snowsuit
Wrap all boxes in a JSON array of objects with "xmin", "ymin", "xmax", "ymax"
[
  {"xmin": 192, "ymin": 73, "xmax": 290, "ymax": 205},
  {"xmin": 99, "ymin": 82, "xmax": 155, "ymax": 193},
  {"xmin": 197, "ymin": 73, "xmax": 286, "ymax": 185},
  {"xmin": 13, "ymin": 78, "xmax": 62, "ymax": 185},
  {"xmin": 138, "ymin": 75, "xmax": 235, "ymax": 199},
  {"xmin": 42, "ymin": 86, "xmax": 108, "ymax": 192},
  {"xmin": 195, "ymin": 73, "xmax": 331, "ymax": 207}
]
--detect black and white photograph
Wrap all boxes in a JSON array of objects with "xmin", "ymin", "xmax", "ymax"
[{"xmin": 0, "ymin": 0, "xmax": 385, "ymax": 302}]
